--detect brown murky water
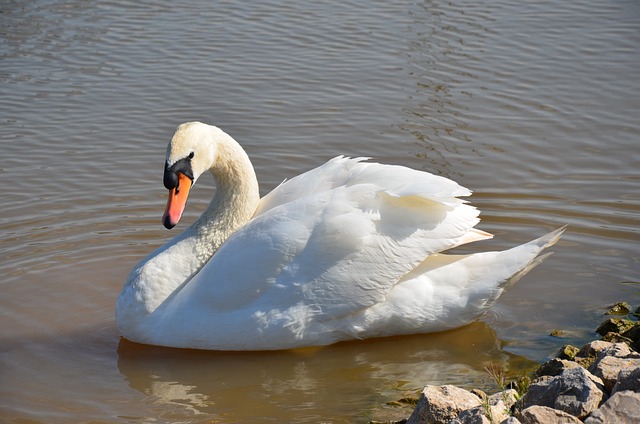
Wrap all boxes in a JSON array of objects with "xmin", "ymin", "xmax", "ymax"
[{"xmin": 1, "ymin": 0, "xmax": 639, "ymax": 422}]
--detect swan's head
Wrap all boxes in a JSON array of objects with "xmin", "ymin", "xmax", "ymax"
[{"xmin": 162, "ymin": 122, "xmax": 217, "ymax": 229}]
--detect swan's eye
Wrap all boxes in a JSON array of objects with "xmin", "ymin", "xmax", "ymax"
[{"xmin": 188, "ymin": 152, "xmax": 194, "ymax": 159}]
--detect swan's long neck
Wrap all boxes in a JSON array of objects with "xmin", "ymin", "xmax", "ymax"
[
  {"xmin": 117, "ymin": 129, "xmax": 260, "ymax": 327},
  {"xmin": 191, "ymin": 130, "xmax": 260, "ymax": 262}
]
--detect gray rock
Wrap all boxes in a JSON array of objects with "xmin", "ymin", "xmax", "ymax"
[
  {"xmin": 451, "ymin": 407, "xmax": 491, "ymax": 424},
  {"xmin": 534, "ymin": 358, "xmax": 581, "ymax": 378},
  {"xmin": 588, "ymin": 343, "xmax": 640, "ymax": 391},
  {"xmin": 488, "ymin": 389, "xmax": 518, "ymax": 423},
  {"xmin": 407, "ymin": 385, "xmax": 481, "ymax": 424},
  {"xmin": 584, "ymin": 390, "xmax": 640, "ymax": 424},
  {"xmin": 453, "ymin": 389, "xmax": 518, "ymax": 424},
  {"xmin": 599, "ymin": 342, "xmax": 632, "ymax": 358},
  {"xmin": 576, "ymin": 340, "xmax": 614, "ymax": 359},
  {"xmin": 612, "ymin": 367, "xmax": 640, "ymax": 395},
  {"xmin": 500, "ymin": 417, "xmax": 521, "ymax": 424},
  {"xmin": 518, "ymin": 367, "xmax": 605, "ymax": 419},
  {"xmin": 516, "ymin": 405, "xmax": 581, "ymax": 423},
  {"xmin": 574, "ymin": 340, "xmax": 614, "ymax": 368}
]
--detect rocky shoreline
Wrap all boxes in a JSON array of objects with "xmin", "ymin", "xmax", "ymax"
[{"xmin": 375, "ymin": 302, "xmax": 640, "ymax": 424}]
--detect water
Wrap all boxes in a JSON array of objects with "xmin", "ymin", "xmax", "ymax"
[{"xmin": 1, "ymin": 0, "xmax": 639, "ymax": 422}]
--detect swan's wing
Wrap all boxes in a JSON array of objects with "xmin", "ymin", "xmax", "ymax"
[
  {"xmin": 255, "ymin": 156, "xmax": 473, "ymax": 215},
  {"xmin": 182, "ymin": 158, "xmax": 491, "ymax": 319},
  {"xmin": 253, "ymin": 156, "xmax": 367, "ymax": 216}
]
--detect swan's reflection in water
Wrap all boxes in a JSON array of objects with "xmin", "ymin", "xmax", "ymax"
[{"xmin": 117, "ymin": 322, "xmax": 537, "ymax": 422}]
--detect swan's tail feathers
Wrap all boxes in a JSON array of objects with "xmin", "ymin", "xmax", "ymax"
[
  {"xmin": 532, "ymin": 224, "xmax": 567, "ymax": 250},
  {"xmin": 462, "ymin": 225, "xmax": 568, "ymax": 314},
  {"xmin": 500, "ymin": 224, "xmax": 568, "ymax": 290}
]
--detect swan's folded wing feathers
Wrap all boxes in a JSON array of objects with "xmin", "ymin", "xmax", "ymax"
[
  {"xmin": 183, "ymin": 159, "xmax": 487, "ymax": 323},
  {"xmin": 298, "ymin": 185, "xmax": 483, "ymax": 318},
  {"xmin": 255, "ymin": 156, "xmax": 368, "ymax": 216},
  {"xmin": 349, "ymin": 161, "xmax": 472, "ymax": 200}
]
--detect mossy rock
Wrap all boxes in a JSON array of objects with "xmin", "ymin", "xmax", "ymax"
[
  {"xmin": 622, "ymin": 323, "xmax": 640, "ymax": 342},
  {"xmin": 471, "ymin": 388, "xmax": 487, "ymax": 401},
  {"xmin": 601, "ymin": 331, "xmax": 633, "ymax": 344},
  {"xmin": 575, "ymin": 355, "xmax": 596, "ymax": 369},
  {"xmin": 605, "ymin": 301, "xmax": 632, "ymax": 315},
  {"xmin": 596, "ymin": 318, "xmax": 637, "ymax": 336},
  {"xmin": 556, "ymin": 344, "xmax": 580, "ymax": 360}
]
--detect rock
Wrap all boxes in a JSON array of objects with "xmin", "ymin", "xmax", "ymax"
[
  {"xmin": 611, "ymin": 367, "xmax": 640, "ymax": 394},
  {"xmin": 584, "ymin": 390, "xmax": 640, "ymax": 424},
  {"xmin": 600, "ymin": 341, "xmax": 632, "ymax": 357},
  {"xmin": 589, "ymin": 355, "xmax": 640, "ymax": 392},
  {"xmin": 624, "ymin": 324, "xmax": 640, "ymax": 341},
  {"xmin": 588, "ymin": 342, "xmax": 640, "ymax": 392},
  {"xmin": 593, "ymin": 320, "xmax": 640, "ymax": 352},
  {"xmin": 622, "ymin": 324, "xmax": 640, "ymax": 352},
  {"xmin": 596, "ymin": 318, "xmax": 636, "ymax": 337},
  {"xmin": 518, "ymin": 367, "xmax": 605, "ymax": 419},
  {"xmin": 534, "ymin": 358, "xmax": 581, "ymax": 378},
  {"xmin": 556, "ymin": 344, "xmax": 579, "ymax": 360},
  {"xmin": 601, "ymin": 331, "xmax": 633, "ymax": 344},
  {"xmin": 470, "ymin": 389, "xmax": 487, "ymax": 402},
  {"xmin": 490, "ymin": 389, "xmax": 518, "ymax": 410},
  {"xmin": 576, "ymin": 340, "xmax": 614, "ymax": 359},
  {"xmin": 605, "ymin": 301, "xmax": 631, "ymax": 315},
  {"xmin": 406, "ymin": 385, "xmax": 481, "ymax": 424},
  {"xmin": 499, "ymin": 417, "xmax": 521, "ymax": 424},
  {"xmin": 454, "ymin": 389, "xmax": 518, "ymax": 424},
  {"xmin": 515, "ymin": 405, "xmax": 581, "ymax": 423},
  {"xmin": 574, "ymin": 340, "xmax": 614, "ymax": 368},
  {"xmin": 451, "ymin": 407, "xmax": 491, "ymax": 424}
]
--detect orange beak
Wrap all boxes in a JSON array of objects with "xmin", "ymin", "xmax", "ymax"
[{"xmin": 162, "ymin": 172, "xmax": 192, "ymax": 229}]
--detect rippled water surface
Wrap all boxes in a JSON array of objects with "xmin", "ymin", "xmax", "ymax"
[{"xmin": 1, "ymin": 0, "xmax": 639, "ymax": 422}]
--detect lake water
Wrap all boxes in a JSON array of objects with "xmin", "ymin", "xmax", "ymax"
[{"xmin": 1, "ymin": 0, "xmax": 639, "ymax": 422}]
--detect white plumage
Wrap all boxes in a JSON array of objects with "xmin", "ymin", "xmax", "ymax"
[{"xmin": 116, "ymin": 122, "xmax": 565, "ymax": 350}]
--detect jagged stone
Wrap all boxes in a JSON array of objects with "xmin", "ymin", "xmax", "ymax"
[
  {"xmin": 576, "ymin": 340, "xmax": 614, "ymax": 359},
  {"xmin": 499, "ymin": 417, "xmax": 521, "ymax": 424},
  {"xmin": 534, "ymin": 358, "xmax": 581, "ymax": 378},
  {"xmin": 575, "ymin": 340, "xmax": 614, "ymax": 368},
  {"xmin": 490, "ymin": 390, "xmax": 518, "ymax": 413},
  {"xmin": 406, "ymin": 385, "xmax": 481, "ymax": 424},
  {"xmin": 611, "ymin": 366, "xmax": 640, "ymax": 395},
  {"xmin": 451, "ymin": 407, "xmax": 490, "ymax": 424},
  {"xmin": 518, "ymin": 367, "xmax": 605, "ymax": 419},
  {"xmin": 453, "ymin": 389, "xmax": 518, "ymax": 424},
  {"xmin": 588, "ymin": 343, "xmax": 640, "ymax": 391},
  {"xmin": 515, "ymin": 405, "xmax": 581, "ymax": 423},
  {"xmin": 583, "ymin": 390, "xmax": 640, "ymax": 424}
]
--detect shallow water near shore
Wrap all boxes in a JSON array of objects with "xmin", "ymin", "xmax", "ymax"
[{"xmin": 1, "ymin": 0, "xmax": 639, "ymax": 422}]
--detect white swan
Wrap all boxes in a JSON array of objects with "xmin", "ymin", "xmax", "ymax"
[{"xmin": 116, "ymin": 122, "xmax": 565, "ymax": 350}]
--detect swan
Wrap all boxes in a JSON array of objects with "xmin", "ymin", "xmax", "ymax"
[{"xmin": 116, "ymin": 121, "xmax": 565, "ymax": 350}]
